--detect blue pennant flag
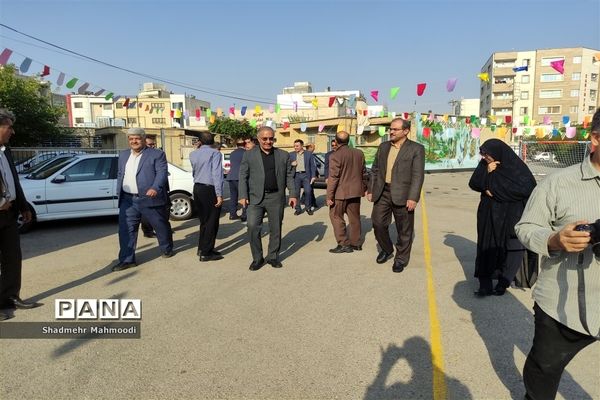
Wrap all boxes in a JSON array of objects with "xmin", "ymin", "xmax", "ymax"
[{"xmin": 512, "ymin": 65, "xmax": 528, "ymax": 72}]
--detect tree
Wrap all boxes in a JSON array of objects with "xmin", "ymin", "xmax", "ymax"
[
  {"xmin": 208, "ymin": 117, "xmax": 257, "ymax": 141},
  {"xmin": 0, "ymin": 65, "xmax": 68, "ymax": 146}
]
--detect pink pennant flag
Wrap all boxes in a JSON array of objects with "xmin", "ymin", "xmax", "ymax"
[
  {"xmin": 446, "ymin": 78, "xmax": 458, "ymax": 92},
  {"xmin": 428, "ymin": 112, "xmax": 434, "ymax": 121},
  {"xmin": 543, "ymin": 115, "xmax": 551, "ymax": 124},
  {"xmin": 550, "ymin": 59, "xmax": 565, "ymax": 74},
  {"xmin": 370, "ymin": 90, "xmax": 379, "ymax": 102},
  {"xmin": 229, "ymin": 106, "xmax": 235, "ymax": 115},
  {"xmin": 417, "ymin": 83, "xmax": 426, "ymax": 96},
  {"xmin": 0, "ymin": 48, "xmax": 13, "ymax": 65},
  {"xmin": 283, "ymin": 122, "xmax": 290, "ymax": 130},
  {"xmin": 566, "ymin": 126, "xmax": 576, "ymax": 138},
  {"xmin": 318, "ymin": 124, "xmax": 325, "ymax": 132},
  {"xmin": 268, "ymin": 104, "xmax": 274, "ymax": 113},
  {"xmin": 471, "ymin": 127, "xmax": 481, "ymax": 138}
]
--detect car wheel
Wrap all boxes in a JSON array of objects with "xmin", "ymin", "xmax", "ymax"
[
  {"xmin": 17, "ymin": 204, "xmax": 36, "ymax": 234},
  {"xmin": 169, "ymin": 193, "xmax": 193, "ymax": 221}
]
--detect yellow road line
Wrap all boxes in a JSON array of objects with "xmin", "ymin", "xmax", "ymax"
[{"xmin": 421, "ymin": 191, "xmax": 447, "ymax": 400}]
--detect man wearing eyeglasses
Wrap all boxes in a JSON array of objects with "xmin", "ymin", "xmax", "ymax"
[
  {"xmin": 367, "ymin": 118, "xmax": 425, "ymax": 273},
  {"xmin": 238, "ymin": 126, "xmax": 297, "ymax": 270}
]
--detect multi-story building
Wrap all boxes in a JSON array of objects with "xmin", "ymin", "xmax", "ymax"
[
  {"xmin": 113, "ymin": 83, "xmax": 211, "ymax": 130},
  {"xmin": 480, "ymin": 47, "xmax": 600, "ymax": 125},
  {"xmin": 66, "ymin": 94, "xmax": 115, "ymax": 128},
  {"xmin": 450, "ymin": 98, "xmax": 481, "ymax": 117}
]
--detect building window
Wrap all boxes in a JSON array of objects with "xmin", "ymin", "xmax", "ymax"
[
  {"xmin": 151, "ymin": 103, "xmax": 163, "ymax": 109},
  {"xmin": 75, "ymin": 117, "xmax": 84, "ymax": 124},
  {"xmin": 521, "ymin": 75, "xmax": 530, "ymax": 84},
  {"xmin": 520, "ymin": 107, "xmax": 528, "ymax": 115},
  {"xmin": 540, "ymin": 74, "xmax": 564, "ymax": 82},
  {"xmin": 573, "ymin": 56, "xmax": 582, "ymax": 64},
  {"xmin": 152, "ymin": 118, "xmax": 166, "ymax": 124},
  {"xmin": 307, "ymin": 134, "xmax": 316, "ymax": 144},
  {"xmin": 127, "ymin": 118, "xmax": 137, "ymax": 124},
  {"xmin": 538, "ymin": 106, "xmax": 561, "ymax": 114},
  {"xmin": 592, "ymin": 73, "xmax": 598, "ymax": 82},
  {"xmin": 570, "ymin": 105, "xmax": 578, "ymax": 113},
  {"xmin": 540, "ymin": 89, "xmax": 563, "ymax": 99},
  {"xmin": 521, "ymin": 91, "xmax": 529, "ymax": 100},
  {"xmin": 591, "ymin": 90, "xmax": 597, "ymax": 102},
  {"xmin": 570, "ymin": 89, "xmax": 580, "ymax": 97},
  {"xmin": 572, "ymin": 72, "xmax": 581, "ymax": 81},
  {"xmin": 102, "ymin": 104, "xmax": 112, "ymax": 110},
  {"xmin": 522, "ymin": 59, "xmax": 530, "ymax": 66},
  {"xmin": 589, "ymin": 106, "xmax": 596, "ymax": 113},
  {"xmin": 74, "ymin": 102, "xmax": 83, "ymax": 108},
  {"xmin": 541, "ymin": 56, "xmax": 565, "ymax": 66}
]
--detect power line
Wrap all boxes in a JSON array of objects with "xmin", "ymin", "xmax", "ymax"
[{"xmin": 0, "ymin": 23, "xmax": 276, "ymax": 104}]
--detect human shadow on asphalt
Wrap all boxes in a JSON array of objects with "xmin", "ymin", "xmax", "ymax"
[
  {"xmin": 364, "ymin": 337, "xmax": 472, "ymax": 400},
  {"xmin": 444, "ymin": 234, "xmax": 592, "ymax": 400},
  {"xmin": 279, "ymin": 221, "xmax": 327, "ymax": 261},
  {"xmin": 50, "ymin": 291, "xmax": 129, "ymax": 358}
]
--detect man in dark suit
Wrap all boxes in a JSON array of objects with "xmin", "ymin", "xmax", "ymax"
[
  {"xmin": 239, "ymin": 126, "xmax": 297, "ymax": 270},
  {"xmin": 0, "ymin": 109, "xmax": 42, "ymax": 319},
  {"xmin": 225, "ymin": 139, "xmax": 247, "ymax": 221},
  {"xmin": 114, "ymin": 128, "xmax": 174, "ymax": 271},
  {"xmin": 289, "ymin": 139, "xmax": 317, "ymax": 215},
  {"xmin": 326, "ymin": 131, "xmax": 367, "ymax": 254},
  {"xmin": 368, "ymin": 118, "xmax": 425, "ymax": 273}
]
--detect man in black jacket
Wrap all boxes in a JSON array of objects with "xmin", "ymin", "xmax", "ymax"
[{"xmin": 0, "ymin": 109, "xmax": 42, "ymax": 320}]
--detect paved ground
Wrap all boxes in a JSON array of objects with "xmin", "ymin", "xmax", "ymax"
[{"xmin": 1, "ymin": 172, "xmax": 598, "ymax": 400}]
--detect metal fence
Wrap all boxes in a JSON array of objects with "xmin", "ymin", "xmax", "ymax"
[
  {"xmin": 11, "ymin": 147, "xmax": 118, "ymax": 173},
  {"xmin": 519, "ymin": 140, "xmax": 591, "ymax": 177}
]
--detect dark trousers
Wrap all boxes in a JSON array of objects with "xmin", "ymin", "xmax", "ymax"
[
  {"xmin": 329, "ymin": 197, "xmax": 361, "ymax": 246},
  {"xmin": 118, "ymin": 194, "xmax": 173, "ymax": 263},
  {"xmin": 246, "ymin": 192, "xmax": 284, "ymax": 262},
  {"xmin": 478, "ymin": 238, "xmax": 526, "ymax": 291},
  {"xmin": 371, "ymin": 187, "xmax": 414, "ymax": 264},
  {"xmin": 0, "ymin": 208, "xmax": 22, "ymax": 302},
  {"xmin": 523, "ymin": 303, "xmax": 597, "ymax": 400},
  {"xmin": 227, "ymin": 180, "xmax": 246, "ymax": 218},
  {"xmin": 294, "ymin": 172, "xmax": 313, "ymax": 211},
  {"xmin": 194, "ymin": 183, "xmax": 221, "ymax": 256}
]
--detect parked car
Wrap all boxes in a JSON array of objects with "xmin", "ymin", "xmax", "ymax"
[
  {"xmin": 14, "ymin": 151, "xmax": 84, "ymax": 173},
  {"xmin": 533, "ymin": 151, "xmax": 557, "ymax": 162},
  {"xmin": 17, "ymin": 154, "xmax": 195, "ymax": 233}
]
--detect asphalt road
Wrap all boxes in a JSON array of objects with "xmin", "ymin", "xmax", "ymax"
[{"xmin": 1, "ymin": 172, "xmax": 598, "ymax": 400}]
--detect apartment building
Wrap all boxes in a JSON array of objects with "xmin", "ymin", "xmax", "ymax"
[
  {"xmin": 480, "ymin": 47, "xmax": 600, "ymax": 125},
  {"xmin": 67, "ymin": 94, "xmax": 115, "ymax": 128}
]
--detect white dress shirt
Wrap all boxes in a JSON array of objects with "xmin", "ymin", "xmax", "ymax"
[
  {"xmin": 122, "ymin": 150, "xmax": 143, "ymax": 194},
  {"xmin": 0, "ymin": 147, "xmax": 17, "ymax": 205}
]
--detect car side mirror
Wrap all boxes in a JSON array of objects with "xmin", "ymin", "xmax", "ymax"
[{"xmin": 52, "ymin": 174, "xmax": 66, "ymax": 183}]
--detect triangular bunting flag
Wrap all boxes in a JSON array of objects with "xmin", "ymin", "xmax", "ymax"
[
  {"xmin": 390, "ymin": 87, "xmax": 400, "ymax": 99},
  {"xmin": 318, "ymin": 124, "xmax": 325, "ymax": 133},
  {"xmin": 94, "ymin": 89, "xmax": 105, "ymax": 96},
  {"xmin": 550, "ymin": 59, "xmax": 565, "ymax": 74},
  {"xmin": 0, "ymin": 48, "xmax": 13, "ymax": 65},
  {"xmin": 328, "ymin": 96, "xmax": 336, "ymax": 107},
  {"xmin": 416, "ymin": 83, "xmax": 426, "ymax": 96},
  {"xmin": 370, "ymin": 90, "xmax": 379, "ymax": 102},
  {"xmin": 77, "ymin": 83, "xmax": 90, "ymax": 94},
  {"xmin": 477, "ymin": 72, "xmax": 489, "ymax": 82},
  {"xmin": 41, "ymin": 65, "xmax": 50, "ymax": 77},
  {"xmin": 241, "ymin": 106, "xmax": 247, "ymax": 116},
  {"xmin": 446, "ymin": 78, "xmax": 458, "ymax": 92},
  {"xmin": 122, "ymin": 98, "xmax": 130, "ymax": 108},
  {"xmin": 56, "ymin": 72, "xmax": 65, "ymax": 86},
  {"xmin": 19, "ymin": 57, "xmax": 32, "ymax": 73},
  {"xmin": 66, "ymin": 78, "xmax": 79, "ymax": 89}
]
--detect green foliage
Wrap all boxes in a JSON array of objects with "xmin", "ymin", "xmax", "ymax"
[
  {"xmin": 208, "ymin": 117, "xmax": 257, "ymax": 140},
  {"xmin": 0, "ymin": 64, "xmax": 68, "ymax": 146},
  {"xmin": 287, "ymin": 114, "xmax": 310, "ymax": 123}
]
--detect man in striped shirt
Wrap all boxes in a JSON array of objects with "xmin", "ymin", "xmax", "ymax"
[{"xmin": 515, "ymin": 108, "xmax": 600, "ymax": 400}]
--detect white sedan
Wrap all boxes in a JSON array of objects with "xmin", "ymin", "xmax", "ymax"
[{"xmin": 18, "ymin": 154, "xmax": 195, "ymax": 232}]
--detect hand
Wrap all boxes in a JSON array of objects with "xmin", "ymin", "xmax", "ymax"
[
  {"xmin": 291, "ymin": 160, "xmax": 297, "ymax": 167},
  {"xmin": 367, "ymin": 193, "xmax": 373, "ymax": 202},
  {"xmin": 0, "ymin": 200, "xmax": 11, "ymax": 212},
  {"xmin": 289, "ymin": 197, "xmax": 297, "ymax": 208},
  {"xmin": 21, "ymin": 210, "xmax": 32, "ymax": 224},
  {"xmin": 326, "ymin": 199, "xmax": 334, "ymax": 207},
  {"xmin": 146, "ymin": 188, "xmax": 158, "ymax": 198},
  {"xmin": 239, "ymin": 198, "xmax": 248, "ymax": 207},
  {"xmin": 310, "ymin": 177, "xmax": 316, "ymax": 185},
  {"xmin": 406, "ymin": 200, "xmax": 417, "ymax": 211},
  {"xmin": 485, "ymin": 190, "xmax": 493, "ymax": 197},
  {"xmin": 487, "ymin": 161, "xmax": 500, "ymax": 173},
  {"xmin": 215, "ymin": 196, "xmax": 223, "ymax": 207},
  {"xmin": 548, "ymin": 221, "xmax": 592, "ymax": 253}
]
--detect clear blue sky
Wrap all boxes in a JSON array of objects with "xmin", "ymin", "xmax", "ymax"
[{"xmin": 1, "ymin": 0, "xmax": 599, "ymax": 114}]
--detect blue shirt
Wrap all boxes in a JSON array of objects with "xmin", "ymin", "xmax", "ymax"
[{"xmin": 190, "ymin": 146, "xmax": 224, "ymax": 197}]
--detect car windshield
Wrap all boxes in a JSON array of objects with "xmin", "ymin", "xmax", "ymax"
[
  {"xmin": 20, "ymin": 155, "xmax": 72, "ymax": 176},
  {"xmin": 27, "ymin": 156, "xmax": 76, "ymax": 180}
]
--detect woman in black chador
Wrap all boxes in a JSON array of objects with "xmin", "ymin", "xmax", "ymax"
[{"xmin": 468, "ymin": 139, "xmax": 536, "ymax": 297}]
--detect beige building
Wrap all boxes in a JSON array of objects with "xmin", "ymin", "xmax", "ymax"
[{"xmin": 480, "ymin": 47, "xmax": 600, "ymax": 126}]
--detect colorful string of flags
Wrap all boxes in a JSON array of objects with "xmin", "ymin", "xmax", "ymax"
[{"xmin": 1, "ymin": 46, "xmax": 598, "ymax": 135}]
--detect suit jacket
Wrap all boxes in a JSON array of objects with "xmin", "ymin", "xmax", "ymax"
[
  {"xmin": 117, "ymin": 148, "xmax": 169, "ymax": 207},
  {"xmin": 327, "ymin": 144, "xmax": 367, "ymax": 200},
  {"xmin": 239, "ymin": 147, "xmax": 296, "ymax": 204},
  {"xmin": 369, "ymin": 139, "xmax": 425, "ymax": 204},
  {"xmin": 1, "ymin": 147, "xmax": 28, "ymax": 214},
  {"xmin": 225, "ymin": 147, "xmax": 245, "ymax": 181},
  {"xmin": 289, "ymin": 150, "xmax": 317, "ymax": 179},
  {"xmin": 324, "ymin": 150, "xmax": 333, "ymax": 178}
]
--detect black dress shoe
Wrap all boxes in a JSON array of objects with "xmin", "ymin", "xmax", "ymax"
[
  {"xmin": 474, "ymin": 288, "xmax": 494, "ymax": 297},
  {"xmin": 329, "ymin": 245, "xmax": 353, "ymax": 253},
  {"xmin": 143, "ymin": 231, "xmax": 156, "ymax": 238},
  {"xmin": 392, "ymin": 261, "xmax": 406, "ymax": 273},
  {"xmin": 210, "ymin": 250, "xmax": 222, "ymax": 256},
  {"xmin": 376, "ymin": 251, "xmax": 393, "ymax": 264},
  {"xmin": 249, "ymin": 259, "xmax": 265, "ymax": 271},
  {"xmin": 199, "ymin": 253, "xmax": 224, "ymax": 262},
  {"xmin": 240, "ymin": 216, "xmax": 247, "ymax": 222},
  {"xmin": 267, "ymin": 260, "xmax": 283, "ymax": 268},
  {"xmin": 306, "ymin": 209, "xmax": 314, "ymax": 215},
  {"xmin": 294, "ymin": 210, "xmax": 303, "ymax": 216},
  {"xmin": 229, "ymin": 215, "xmax": 240, "ymax": 220},
  {"xmin": 111, "ymin": 262, "xmax": 136, "ymax": 272},
  {"xmin": 7, "ymin": 296, "xmax": 43, "ymax": 309},
  {"xmin": 162, "ymin": 250, "xmax": 175, "ymax": 258},
  {"xmin": 0, "ymin": 311, "xmax": 13, "ymax": 321},
  {"xmin": 350, "ymin": 245, "xmax": 362, "ymax": 251}
]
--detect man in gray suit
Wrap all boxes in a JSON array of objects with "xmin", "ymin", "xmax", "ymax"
[
  {"xmin": 239, "ymin": 126, "xmax": 297, "ymax": 270},
  {"xmin": 368, "ymin": 118, "xmax": 425, "ymax": 273}
]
